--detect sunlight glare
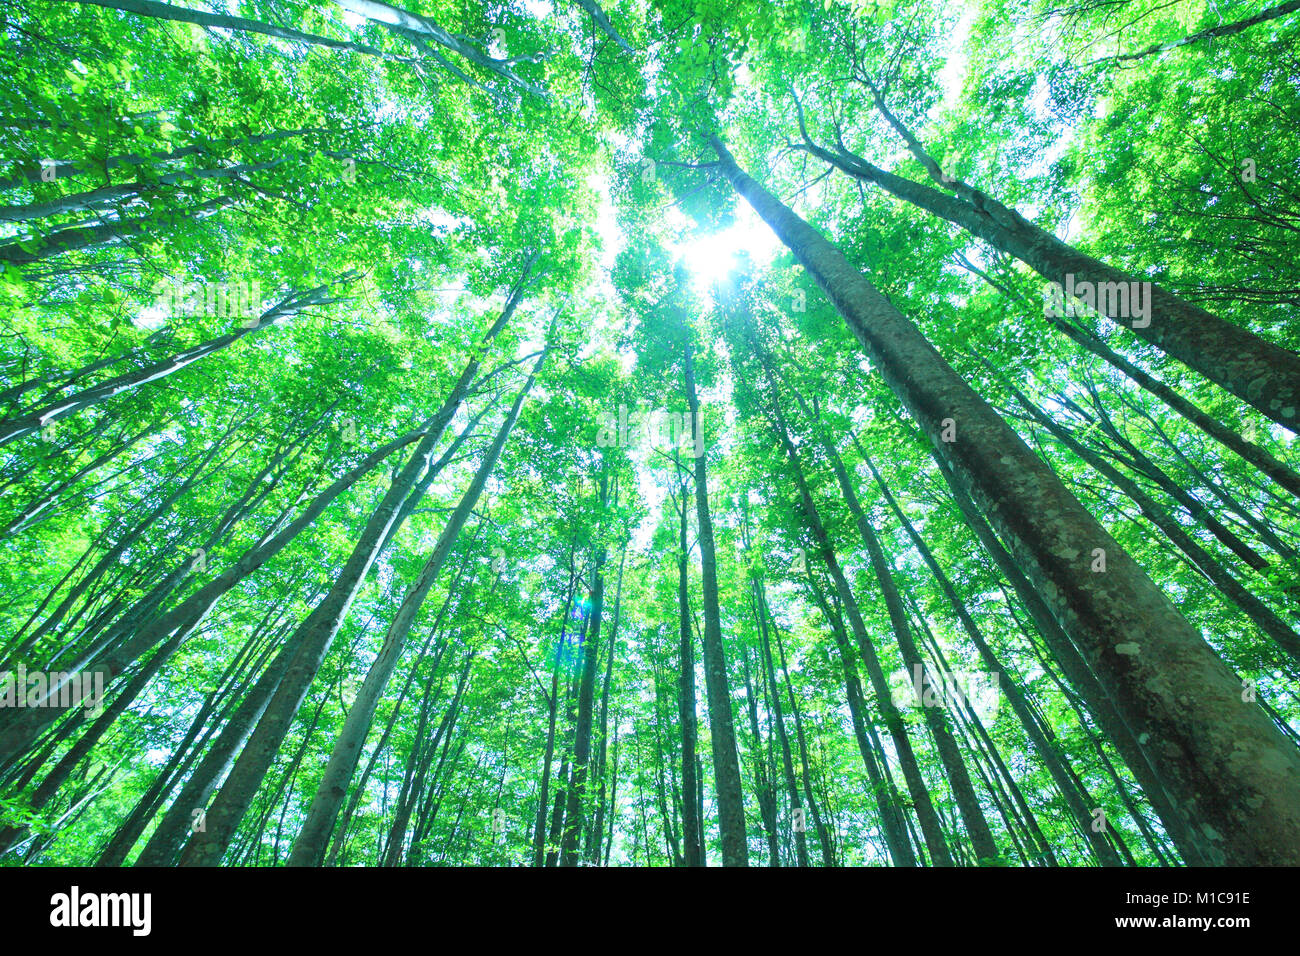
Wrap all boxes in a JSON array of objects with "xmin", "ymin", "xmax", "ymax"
[{"xmin": 676, "ymin": 211, "xmax": 781, "ymax": 293}]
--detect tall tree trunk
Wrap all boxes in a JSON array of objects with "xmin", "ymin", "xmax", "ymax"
[
  {"xmin": 739, "ymin": 640, "xmax": 780, "ymax": 866},
  {"xmin": 0, "ymin": 195, "xmax": 232, "ymax": 265},
  {"xmin": 713, "ymin": 136, "xmax": 1300, "ymax": 864},
  {"xmin": 1043, "ymin": 311, "xmax": 1300, "ymax": 499},
  {"xmin": 742, "ymin": 360, "xmax": 953, "ymax": 863},
  {"xmin": 671, "ymin": 464, "xmax": 704, "ymax": 867},
  {"xmin": 70, "ymin": 0, "xmax": 420, "ymax": 62},
  {"xmin": 533, "ymin": 555, "xmax": 578, "ymax": 867},
  {"xmin": 935, "ymin": 450, "xmax": 1202, "ymax": 863},
  {"xmin": 0, "ymin": 279, "xmax": 338, "ymax": 447},
  {"xmin": 756, "ymin": 340, "xmax": 1001, "ymax": 863},
  {"xmin": 288, "ymin": 356, "xmax": 543, "ymax": 865},
  {"xmin": 0, "ymin": 159, "xmax": 286, "ymax": 222},
  {"xmin": 682, "ymin": 332, "xmax": 748, "ymax": 866},
  {"xmin": 587, "ymin": 547, "xmax": 624, "ymax": 863},
  {"xmin": 0, "ymin": 126, "xmax": 322, "ymax": 193},
  {"xmin": 768, "ymin": 602, "xmax": 836, "ymax": 866},
  {"xmin": 805, "ymin": 572, "xmax": 917, "ymax": 866},
  {"xmin": 0, "ymin": 423, "xmax": 427, "ymax": 767},
  {"xmin": 176, "ymin": 264, "xmax": 536, "ymax": 865},
  {"xmin": 96, "ymin": 617, "xmax": 283, "ymax": 865},
  {"xmin": 560, "ymin": 471, "xmax": 613, "ymax": 866},
  {"xmin": 861, "ymin": 451, "xmax": 1124, "ymax": 865},
  {"xmin": 1003, "ymin": 381, "xmax": 1300, "ymax": 663},
  {"xmin": 132, "ymin": 608, "xmax": 318, "ymax": 865},
  {"xmin": 331, "ymin": 0, "xmax": 547, "ymax": 97},
  {"xmin": 753, "ymin": 576, "xmax": 808, "ymax": 866}
]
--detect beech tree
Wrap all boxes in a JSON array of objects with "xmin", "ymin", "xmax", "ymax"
[{"xmin": 1, "ymin": 0, "xmax": 1298, "ymax": 870}]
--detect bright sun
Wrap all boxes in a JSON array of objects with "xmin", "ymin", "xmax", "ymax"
[{"xmin": 677, "ymin": 212, "xmax": 781, "ymax": 293}]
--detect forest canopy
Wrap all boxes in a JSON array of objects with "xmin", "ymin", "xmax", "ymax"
[{"xmin": 0, "ymin": 0, "xmax": 1298, "ymax": 868}]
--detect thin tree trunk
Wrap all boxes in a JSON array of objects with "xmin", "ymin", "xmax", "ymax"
[
  {"xmin": 1044, "ymin": 312, "xmax": 1300, "ymax": 499},
  {"xmin": 0, "ymin": 279, "xmax": 337, "ymax": 447},
  {"xmin": 560, "ymin": 471, "xmax": 612, "ymax": 866},
  {"xmin": 861, "ymin": 450, "xmax": 1123, "ymax": 866},
  {"xmin": 1090, "ymin": 0, "xmax": 1300, "ymax": 65},
  {"xmin": 752, "ymin": 378, "xmax": 952, "ymax": 864},
  {"xmin": 176, "ymin": 264, "xmax": 536, "ymax": 866},
  {"xmin": 587, "ymin": 547, "xmax": 624, "ymax": 862},
  {"xmin": 68, "ymin": 0, "xmax": 420, "ymax": 62},
  {"xmin": 671, "ymin": 463, "xmax": 704, "ymax": 867},
  {"xmin": 756, "ymin": 344, "xmax": 1001, "ymax": 863},
  {"xmin": 1004, "ymin": 380, "xmax": 1300, "ymax": 662},
  {"xmin": 682, "ymin": 331, "xmax": 748, "ymax": 866},
  {"xmin": 288, "ymin": 355, "xmax": 543, "ymax": 865}
]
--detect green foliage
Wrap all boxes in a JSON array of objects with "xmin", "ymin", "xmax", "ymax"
[{"xmin": 0, "ymin": 0, "xmax": 1295, "ymax": 868}]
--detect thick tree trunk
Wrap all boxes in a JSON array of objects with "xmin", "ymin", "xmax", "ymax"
[
  {"xmin": 932, "ymin": 450, "xmax": 1204, "ymax": 863},
  {"xmin": 714, "ymin": 136, "xmax": 1300, "ymax": 864}
]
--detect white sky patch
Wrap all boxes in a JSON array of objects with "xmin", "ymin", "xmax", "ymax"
[
  {"xmin": 424, "ymin": 207, "xmax": 471, "ymax": 234},
  {"xmin": 133, "ymin": 305, "xmax": 168, "ymax": 330},
  {"xmin": 1029, "ymin": 74, "xmax": 1052, "ymax": 124},
  {"xmin": 589, "ymin": 171, "xmax": 622, "ymax": 272},
  {"xmin": 631, "ymin": 457, "xmax": 669, "ymax": 552},
  {"xmin": 931, "ymin": 2, "xmax": 978, "ymax": 119}
]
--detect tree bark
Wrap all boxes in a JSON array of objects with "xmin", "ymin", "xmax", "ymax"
[
  {"xmin": 683, "ymin": 331, "xmax": 748, "ymax": 866},
  {"xmin": 714, "ymin": 136, "xmax": 1300, "ymax": 864}
]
